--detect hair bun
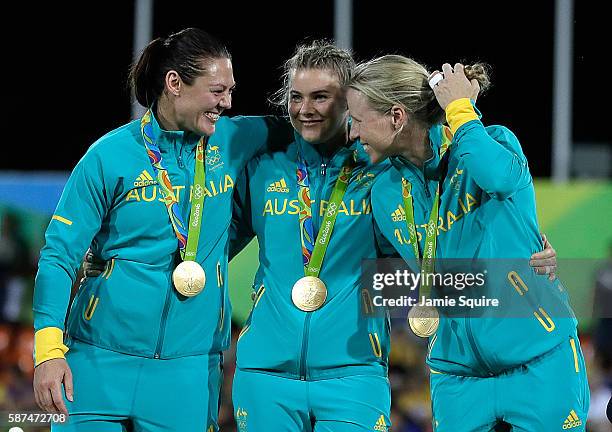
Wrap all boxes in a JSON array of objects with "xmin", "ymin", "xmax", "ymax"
[{"xmin": 464, "ymin": 63, "xmax": 491, "ymax": 93}]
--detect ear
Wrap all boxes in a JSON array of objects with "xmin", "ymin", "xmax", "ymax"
[
  {"xmin": 165, "ymin": 70, "xmax": 182, "ymax": 96},
  {"xmin": 389, "ymin": 105, "xmax": 407, "ymax": 130}
]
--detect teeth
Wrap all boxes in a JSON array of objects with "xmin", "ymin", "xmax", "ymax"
[{"xmin": 205, "ymin": 113, "xmax": 220, "ymax": 122}]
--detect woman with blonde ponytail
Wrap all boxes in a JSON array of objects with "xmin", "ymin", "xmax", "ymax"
[{"xmin": 347, "ymin": 56, "xmax": 588, "ymax": 431}]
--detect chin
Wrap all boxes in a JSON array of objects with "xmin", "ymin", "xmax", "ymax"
[{"xmin": 300, "ymin": 132, "xmax": 322, "ymax": 144}]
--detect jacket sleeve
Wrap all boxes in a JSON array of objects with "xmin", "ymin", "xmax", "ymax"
[
  {"xmin": 33, "ymin": 147, "xmax": 110, "ymax": 365},
  {"xmin": 446, "ymin": 98, "xmax": 532, "ymax": 200},
  {"xmin": 229, "ymin": 116, "xmax": 293, "ymax": 168},
  {"xmin": 229, "ymin": 167, "xmax": 256, "ymax": 261},
  {"xmin": 374, "ymin": 218, "xmax": 399, "ymax": 258}
]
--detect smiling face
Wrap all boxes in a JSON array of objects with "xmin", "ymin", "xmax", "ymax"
[
  {"xmin": 288, "ymin": 68, "xmax": 348, "ymax": 145},
  {"xmin": 174, "ymin": 57, "xmax": 235, "ymax": 136},
  {"xmin": 346, "ymin": 88, "xmax": 397, "ymax": 164}
]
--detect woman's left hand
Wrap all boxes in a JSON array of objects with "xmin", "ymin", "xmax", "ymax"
[
  {"xmin": 431, "ymin": 63, "xmax": 480, "ymax": 110},
  {"xmin": 529, "ymin": 233, "xmax": 557, "ymax": 281}
]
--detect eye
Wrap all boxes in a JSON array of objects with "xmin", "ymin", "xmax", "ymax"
[
  {"xmin": 314, "ymin": 94, "xmax": 328, "ymax": 101},
  {"xmin": 290, "ymin": 94, "xmax": 302, "ymax": 102}
]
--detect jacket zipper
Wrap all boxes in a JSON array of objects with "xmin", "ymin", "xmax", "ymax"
[
  {"xmin": 298, "ymin": 159, "xmax": 328, "ymax": 380},
  {"xmin": 464, "ymin": 316, "xmax": 494, "ymax": 375},
  {"xmin": 423, "ymin": 172, "xmax": 431, "ymax": 198},
  {"xmin": 154, "ymin": 138, "xmax": 191, "ymax": 359},
  {"xmin": 154, "ymin": 284, "xmax": 173, "ymax": 358}
]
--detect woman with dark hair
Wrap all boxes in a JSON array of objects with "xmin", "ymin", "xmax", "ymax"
[{"xmin": 32, "ymin": 28, "xmax": 285, "ymax": 431}]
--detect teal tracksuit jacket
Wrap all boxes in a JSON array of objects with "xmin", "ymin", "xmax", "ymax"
[
  {"xmin": 33, "ymin": 111, "xmax": 287, "ymax": 361},
  {"xmin": 232, "ymin": 132, "xmax": 391, "ymax": 380},
  {"xmin": 371, "ymin": 119, "xmax": 578, "ymax": 377}
]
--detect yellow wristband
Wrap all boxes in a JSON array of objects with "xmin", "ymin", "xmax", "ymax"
[
  {"xmin": 446, "ymin": 98, "xmax": 479, "ymax": 135},
  {"xmin": 34, "ymin": 327, "xmax": 69, "ymax": 366}
]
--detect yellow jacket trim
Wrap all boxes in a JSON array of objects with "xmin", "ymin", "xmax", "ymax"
[
  {"xmin": 369, "ymin": 332, "xmax": 382, "ymax": 358},
  {"xmin": 446, "ymin": 98, "xmax": 479, "ymax": 135},
  {"xmin": 238, "ymin": 325, "xmax": 250, "ymax": 341},
  {"xmin": 34, "ymin": 327, "xmax": 69, "ymax": 366},
  {"xmin": 52, "ymin": 215, "xmax": 73, "ymax": 226},
  {"xmin": 569, "ymin": 338, "xmax": 580, "ymax": 373}
]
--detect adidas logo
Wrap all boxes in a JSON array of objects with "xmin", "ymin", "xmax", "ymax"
[
  {"xmin": 391, "ymin": 204, "xmax": 406, "ymax": 222},
  {"xmin": 236, "ymin": 407, "xmax": 248, "ymax": 431},
  {"xmin": 267, "ymin": 178, "xmax": 289, "ymax": 193},
  {"xmin": 133, "ymin": 170, "xmax": 157, "ymax": 187},
  {"xmin": 373, "ymin": 415, "xmax": 388, "ymax": 432},
  {"xmin": 562, "ymin": 410, "xmax": 582, "ymax": 429}
]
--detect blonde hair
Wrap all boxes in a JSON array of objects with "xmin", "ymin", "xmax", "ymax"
[
  {"xmin": 348, "ymin": 55, "xmax": 490, "ymax": 127},
  {"xmin": 269, "ymin": 40, "xmax": 355, "ymax": 113}
]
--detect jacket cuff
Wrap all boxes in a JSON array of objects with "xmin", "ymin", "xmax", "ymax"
[
  {"xmin": 446, "ymin": 98, "xmax": 479, "ymax": 135},
  {"xmin": 34, "ymin": 327, "xmax": 69, "ymax": 366}
]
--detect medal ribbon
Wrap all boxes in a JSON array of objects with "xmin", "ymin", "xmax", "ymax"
[
  {"xmin": 401, "ymin": 125, "xmax": 453, "ymax": 297},
  {"xmin": 140, "ymin": 109, "xmax": 206, "ymax": 261},
  {"xmin": 297, "ymin": 154, "xmax": 355, "ymax": 277}
]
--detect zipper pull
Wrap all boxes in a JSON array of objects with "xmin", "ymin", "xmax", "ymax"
[
  {"xmin": 178, "ymin": 154, "xmax": 184, "ymax": 168},
  {"xmin": 320, "ymin": 163, "xmax": 327, "ymax": 176}
]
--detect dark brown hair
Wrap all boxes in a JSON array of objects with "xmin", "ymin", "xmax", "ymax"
[{"xmin": 129, "ymin": 28, "xmax": 231, "ymax": 108}]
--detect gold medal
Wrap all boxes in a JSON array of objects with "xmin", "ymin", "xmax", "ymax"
[
  {"xmin": 172, "ymin": 261, "xmax": 206, "ymax": 297},
  {"xmin": 291, "ymin": 276, "xmax": 327, "ymax": 311},
  {"xmin": 407, "ymin": 304, "xmax": 439, "ymax": 337}
]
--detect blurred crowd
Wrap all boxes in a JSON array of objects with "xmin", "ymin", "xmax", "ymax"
[{"xmin": 1, "ymin": 210, "xmax": 611, "ymax": 431}]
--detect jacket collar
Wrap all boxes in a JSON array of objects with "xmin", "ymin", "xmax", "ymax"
[
  {"xmin": 389, "ymin": 124, "xmax": 445, "ymax": 180},
  {"xmin": 146, "ymin": 105, "xmax": 201, "ymax": 149},
  {"xmin": 294, "ymin": 131, "xmax": 358, "ymax": 168}
]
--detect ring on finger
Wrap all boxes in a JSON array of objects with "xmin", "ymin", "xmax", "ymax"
[{"xmin": 428, "ymin": 72, "xmax": 443, "ymax": 89}]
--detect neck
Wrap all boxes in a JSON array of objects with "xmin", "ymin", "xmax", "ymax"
[
  {"xmin": 397, "ymin": 124, "xmax": 432, "ymax": 167},
  {"xmin": 314, "ymin": 128, "xmax": 348, "ymax": 159},
  {"xmin": 156, "ymin": 95, "xmax": 180, "ymax": 131}
]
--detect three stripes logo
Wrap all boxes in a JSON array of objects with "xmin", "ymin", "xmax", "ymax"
[
  {"xmin": 134, "ymin": 170, "xmax": 157, "ymax": 187},
  {"xmin": 391, "ymin": 204, "xmax": 406, "ymax": 222},
  {"xmin": 236, "ymin": 407, "xmax": 248, "ymax": 432},
  {"xmin": 267, "ymin": 178, "xmax": 289, "ymax": 193},
  {"xmin": 562, "ymin": 410, "xmax": 582, "ymax": 429},
  {"xmin": 373, "ymin": 415, "xmax": 388, "ymax": 432}
]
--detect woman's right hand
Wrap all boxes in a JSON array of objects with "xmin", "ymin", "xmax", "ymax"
[
  {"xmin": 33, "ymin": 358, "xmax": 73, "ymax": 415},
  {"xmin": 83, "ymin": 249, "xmax": 106, "ymax": 278},
  {"xmin": 431, "ymin": 63, "xmax": 480, "ymax": 110}
]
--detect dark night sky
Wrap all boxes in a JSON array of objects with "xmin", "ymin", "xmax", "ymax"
[{"xmin": 6, "ymin": 1, "xmax": 606, "ymax": 175}]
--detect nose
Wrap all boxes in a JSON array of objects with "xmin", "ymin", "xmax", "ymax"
[
  {"xmin": 219, "ymin": 92, "xmax": 232, "ymax": 110},
  {"xmin": 299, "ymin": 98, "xmax": 314, "ymax": 115}
]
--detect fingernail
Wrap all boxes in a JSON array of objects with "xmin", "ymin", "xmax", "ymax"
[{"xmin": 67, "ymin": 394, "xmax": 73, "ymax": 402}]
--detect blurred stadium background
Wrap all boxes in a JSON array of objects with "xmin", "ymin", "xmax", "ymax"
[{"xmin": 1, "ymin": 0, "xmax": 610, "ymax": 430}]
